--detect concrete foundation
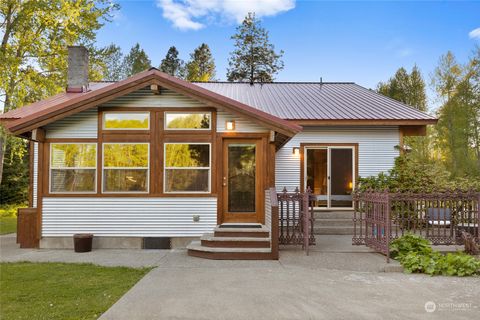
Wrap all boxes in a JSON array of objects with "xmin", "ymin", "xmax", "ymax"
[{"xmin": 40, "ymin": 236, "xmax": 199, "ymax": 249}]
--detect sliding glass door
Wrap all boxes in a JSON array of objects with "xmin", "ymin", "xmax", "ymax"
[{"xmin": 305, "ymin": 146, "xmax": 355, "ymax": 209}]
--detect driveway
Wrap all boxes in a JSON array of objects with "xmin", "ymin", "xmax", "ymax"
[{"xmin": 2, "ymin": 234, "xmax": 478, "ymax": 319}]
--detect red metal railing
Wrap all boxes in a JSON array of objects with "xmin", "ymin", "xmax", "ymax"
[
  {"xmin": 277, "ymin": 187, "xmax": 315, "ymax": 255},
  {"xmin": 353, "ymin": 190, "xmax": 480, "ymax": 262}
]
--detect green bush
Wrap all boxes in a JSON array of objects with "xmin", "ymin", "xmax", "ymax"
[
  {"xmin": 390, "ymin": 233, "xmax": 432, "ymax": 259},
  {"xmin": 390, "ymin": 234, "xmax": 480, "ymax": 276},
  {"xmin": 357, "ymin": 153, "xmax": 480, "ymax": 192}
]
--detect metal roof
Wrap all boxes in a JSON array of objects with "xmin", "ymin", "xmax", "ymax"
[{"xmin": 193, "ymin": 82, "xmax": 436, "ymax": 121}]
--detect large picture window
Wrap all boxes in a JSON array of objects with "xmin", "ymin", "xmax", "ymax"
[
  {"xmin": 164, "ymin": 143, "xmax": 211, "ymax": 193},
  {"xmin": 103, "ymin": 112, "xmax": 150, "ymax": 130},
  {"xmin": 165, "ymin": 112, "xmax": 211, "ymax": 130},
  {"xmin": 103, "ymin": 143, "xmax": 149, "ymax": 193},
  {"xmin": 50, "ymin": 143, "xmax": 97, "ymax": 193}
]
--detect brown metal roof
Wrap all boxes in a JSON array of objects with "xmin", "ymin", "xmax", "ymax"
[
  {"xmin": 193, "ymin": 82, "xmax": 436, "ymax": 122},
  {"xmin": 0, "ymin": 69, "xmax": 302, "ymax": 136}
]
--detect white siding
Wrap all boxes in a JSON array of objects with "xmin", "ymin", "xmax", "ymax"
[
  {"xmin": 217, "ymin": 109, "xmax": 269, "ymax": 132},
  {"xmin": 101, "ymin": 88, "xmax": 204, "ymax": 108},
  {"xmin": 42, "ymin": 197, "xmax": 217, "ymax": 237},
  {"xmin": 45, "ymin": 107, "xmax": 98, "ymax": 139},
  {"xmin": 32, "ymin": 143, "xmax": 38, "ymax": 208},
  {"xmin": 275, "ymin": 126, "xmax": 400, "ymax": 191}
]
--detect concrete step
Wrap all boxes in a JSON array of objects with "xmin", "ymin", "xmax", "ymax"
[
  {"xmin": 313, "ymin": 218, "xmax": 354, "ymax": 227},
  {"xmin": 314, "ymin": 226, "xmax": 355, "ymax": 235},
  {"xmin": 200, "ymin": 233, "xmax": 270, "ymax": 248},
  {"xmin": 187, "ymin": 241, "xmax": 273, "ymax": 260},
  {"xmin": 214, "ymin": 225, "xmax": 270, "ymax": 238},
  {"xmin": 314, "ymin": 211, "xmax": 353, "ymax": 219}
]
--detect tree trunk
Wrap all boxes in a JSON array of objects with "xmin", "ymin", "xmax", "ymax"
[{"xmin": 0, "ymin": 133, "xmax": 5, "ymax": 186}]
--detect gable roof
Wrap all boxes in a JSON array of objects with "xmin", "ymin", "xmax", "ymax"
[
  {"xmin": 0, "ymin": 69, "xmax": 302, "ymax": 136},
  {"xmin": 193, "ymin": 82, "xmax": 437, "ymax": 124}
]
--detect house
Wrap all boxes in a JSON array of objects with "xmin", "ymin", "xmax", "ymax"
[{"xmin": 0, "ymin": 46, "xmax": 436, "ymax": 259}]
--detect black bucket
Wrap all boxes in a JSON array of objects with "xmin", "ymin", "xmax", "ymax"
[{"xmin": 73, "ymin": 234, "xmax": 93, "ymax": 253}]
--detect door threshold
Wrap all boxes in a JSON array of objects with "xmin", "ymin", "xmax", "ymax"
[{"xmin": 219, "ymin": 223, "xmax": 263, "ymax": 229}]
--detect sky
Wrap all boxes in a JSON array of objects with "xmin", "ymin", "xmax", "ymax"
[{"xmin": 97, "ymin": 0, "xmax": 480, "ymax": 109}]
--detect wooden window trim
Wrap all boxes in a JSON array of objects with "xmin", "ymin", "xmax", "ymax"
[
  {"xmin": 164, "ymin": 111, "xmax": 213, "ymax": 132},
  {"xmin": 42, "ymin": 107, "xmax": 220, "ymax": 197},
  {"xmin": 102, "ymin": 111, "xmax": 151, "ymax": 131},
  {"xmin": 49, "ymin": 142, "xmax": 98, "ymax": 194},
  {"xmin": 163, "ymin": 142, "xmax": 212, "ymax": 194},
  {"xmin": 299, "ymin": 143, "xmax": 359, "ymax": 193},
  {"xmin": 102, "ymin": 142, "xmax": 150, "ymax": 194}
]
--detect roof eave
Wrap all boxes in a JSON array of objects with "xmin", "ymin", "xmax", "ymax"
[{"xmin": 290, "ymin": 119, "xmax": 438, "ymax": 126}]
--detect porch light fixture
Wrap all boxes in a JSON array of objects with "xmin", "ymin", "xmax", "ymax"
[
  {"xmin": 292, "ymin": 147, "xmax": 300, "ymax": 156},
  {"xmin": 226, "ymin": 120, "xmax": 235, "ymax": 131},
  {"xmin": 348, "ymin": 181, "xmax": 353, "ymax": 189}
]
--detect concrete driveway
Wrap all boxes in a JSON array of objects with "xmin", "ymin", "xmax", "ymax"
[
  {"xmin": 100, "ymin": 258, "xmax": 479, "ymax": 320},
  {"xmin": 2, "ymin": 234, "xmax": 478, "ymax": 319}
]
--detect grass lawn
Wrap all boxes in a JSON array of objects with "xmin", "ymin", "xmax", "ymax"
[
  {"xmin": 0, "ymin": 204, "xmax": 22, "ymax": 235},
  {"xmin": 0, "ymin": 262, "xmax": 151, "ymax": 320},
  {"xmin": 0, "ymin": 216, "xmax": 17, "ymax": 235}
]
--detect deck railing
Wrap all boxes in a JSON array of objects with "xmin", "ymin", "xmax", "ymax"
[
  {"xmin": 277, "ymin": 187, "xmax": 315, "ymax": 255},
  {"xmin": 353, "ymin": 190, "xmax": 480, "ymax": 262}
]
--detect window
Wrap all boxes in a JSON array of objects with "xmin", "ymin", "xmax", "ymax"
[
  {"xmin": 164, "ymin": 143, "xmax": 210, "ymax": 193},
  {"xmin": 103, "ymin": 112, "xmax": 150, "ymax": 130},
  {"xmin": 50, "ymin": 143, "xmax": 97, "ymax": 193},
  {"xmin": 103, "ymin": 143, "xmax": 149, "ymax": 193},
  {"xmin": 165, "ymin": 112, "xmax": 211, "ymax": 130}
]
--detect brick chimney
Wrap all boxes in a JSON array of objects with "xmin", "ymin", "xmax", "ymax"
[{"xmin": 66, "ymin": 46, "xmax": 89, "ymax": 93}]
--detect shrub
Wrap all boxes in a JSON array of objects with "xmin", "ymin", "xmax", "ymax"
[
  {"xmin": 356, "ymin": 153, "xmax": 480, "ymax": 192},
  {"xmin": 390, "ymin": 234, "xmax": 480, "ymax": 276},
  {"xmin": 389, "ymin": 233, "xmax": 432, "ymax": 259}
]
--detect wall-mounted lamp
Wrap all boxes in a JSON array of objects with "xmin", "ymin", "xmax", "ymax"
[
  {"xmin": 292, "ymin": 147, "xmax": 300, "ymax": 156},
  {"xmin": 348, "ymin": 181, "xmax": 353, "ymax": 189},
  {"xmin": 226, "ymin": 120, "xmax": 235, "ymax": 131}
]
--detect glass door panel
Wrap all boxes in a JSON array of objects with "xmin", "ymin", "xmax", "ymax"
[
  {"xmin": 306, "ymin": 148, "xmax": 328, "ymax": 208},
  {"xmin": 330, "ymin": 148, "xmax": 354, "ymax": 208},
  {"xmin": 227, "ymin": 144, "xmax": 256, "ymax": 213}
]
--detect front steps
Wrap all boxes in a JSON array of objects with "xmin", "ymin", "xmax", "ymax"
[
  {"xmin": 313, "ymin": 210, "xmax": 354, "ymax": 235},
  {"xmin": 187, "ymin": 224, "xmax": 274, "ymax": 260}
]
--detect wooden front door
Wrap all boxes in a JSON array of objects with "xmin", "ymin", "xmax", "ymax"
[{"xmin": 222, "ymin": 138, "xmax": 264, "ymax": 223}]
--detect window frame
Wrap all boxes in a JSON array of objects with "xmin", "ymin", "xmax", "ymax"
[
  {"xmin": 163, "ymin": 142, "xmax": 212, "ymax": 194},
  {"xmin": 102, "ymin": 111, "xmax": 151, "ymax": 131},
  {"xmin": 164, "ymin": 111, "xmax": 212, "ymax": 131},
  {"xmin": 49, "ymin": 142, "xmax": 98, "ymax": 194},
  {"xmin": 102, "ymin": 142, "xmax": 150, "ymax": 194}
]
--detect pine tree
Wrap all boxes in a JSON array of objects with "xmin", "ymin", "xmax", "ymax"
[
  {"xmin": 123, "ymin": 43, "xmax": 151, "ymax": 77},
  {"xmin": 102, "ymin": 44, "xmax": 125, "ymax": 81},
  {"xmin": 160, "ymin": 46, "xmax": 185, "ymax": 78},
  {"xmin": 186, "ymin": 43, "xmax": 216, "ymax": 81},
  {"xmin": 377, "ymin": 66, "xmax": 431, "ymax": 162},
  {"xmin": 227, "ymin": 12, "xmax": 284, "ymax": 83}
]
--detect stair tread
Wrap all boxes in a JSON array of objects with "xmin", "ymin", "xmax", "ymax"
[
  {"xmin": 201, "ymin": 234, "xmax": 270, "ymax": 242},
  {"xmin": 214, "ymin": 226, "xmax": 269, "ymax": 233},
  {"xmin": 187, "ymin": 241, "xmax": 271, "ymax": 253}
]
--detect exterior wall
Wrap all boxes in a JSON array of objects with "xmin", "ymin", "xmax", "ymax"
[
  {"xmin": 42, "ymin": 88, "xmax": 268, "ymax": 138},
  {"xmin": 217, "ymin": 109, "xmax": 269, "ymax": 133},
  {"xmin": 45, "ymin": 107, "xmax": 98, "ymax": 139},
  {"xmin": 276, "ymin": 126, "xmax": 400, "ymax": 191},
  {"xmin": 42, "ymin": 197, "xmax": 217, "ymax": 237},
  {"xmin": 36, "ymin": 87, "xmax": 269, "ymax": 240}
]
